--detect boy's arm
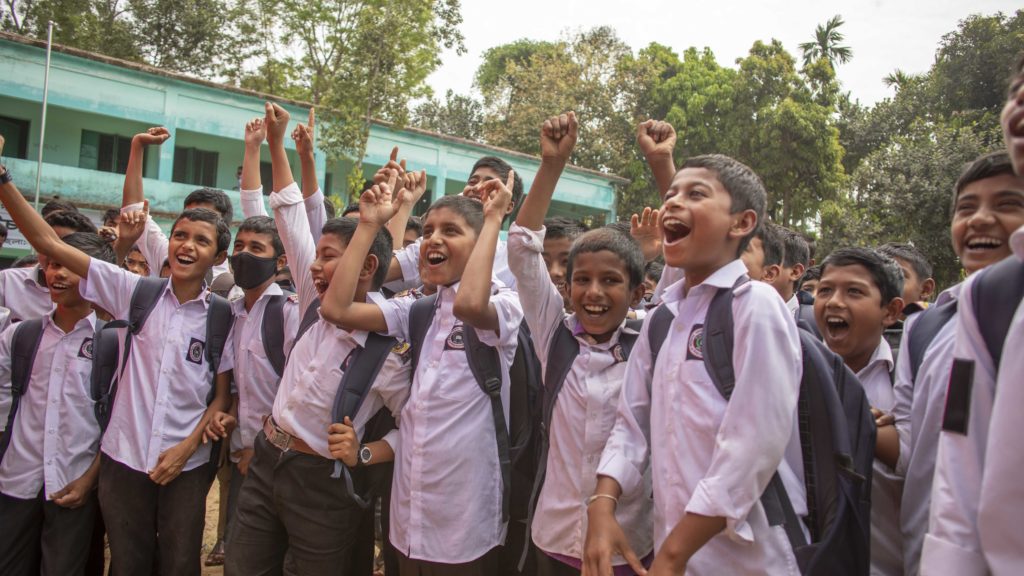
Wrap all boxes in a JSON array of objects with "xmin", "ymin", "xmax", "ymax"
[
  {"xmin": 515, "ymin": 112, "xmax": 577, "ymax": 231},
  {"xmin": 506, "ymin": 224, "xmax": 567, "ymax": 358},
  {"xmin": 386, "ymin": 169, "xmax": 427, "ymax": 253},
  {"xmin": 293, "ymin": 109, "xmax": 320, "ymax": 201},
  {"xmin": 121, "ymin": 128, "xmax": 172, "ymax": 276},
  {"xmin": 240, "ymin": 117, "xmax": 269, "ymax": 218},
  {"xmin": 452, "ymin": 171, "xmax": 516, "ymax": 332},
  {"xmin": 637, "ymin": 120, "xmax": 677, "ymax": 197}
]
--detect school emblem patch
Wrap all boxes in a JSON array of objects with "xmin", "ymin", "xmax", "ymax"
[
  {"xmin": 77, "ymin": 337, "xmax": 94, "ymax": 360},
  {"xmin": 186, "ymin": 338, "xmax": 206, "ymax": 364},
  {"xmin": 444, "ymin": 325, "xmax": 465, "ymax": 351},
  {"xmin": 611, "ymin": 343, "xmax": 627, "ymax": 364},
  {"xmin": 686, "ymin": 324, "xmax": 704, "ymax": 361},
  {"xmin": 391, "ymin": 342, "xmax": 412, "ymax": 364}
]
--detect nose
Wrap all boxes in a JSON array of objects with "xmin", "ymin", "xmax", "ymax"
[{"xmin": 966, "ymin": 203, "xmax": 998, "ymax": 228}]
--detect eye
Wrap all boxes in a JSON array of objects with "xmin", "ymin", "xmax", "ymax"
[
  {"xmin": 998, "ymin": 198, "xmax": 1024, "ymax": 210},
  {"xmin": 955, "ymin": 201, "xmax": 977, "ymax": 215},
  {"xmin": 817, "ymin": 286, "xmax": 833, "ymax": 297}
]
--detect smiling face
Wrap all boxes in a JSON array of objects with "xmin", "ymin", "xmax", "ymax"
[
  {"xmin": 814, "ymin": 263, "xmax": 901, "ymax": 373},
  {"xmin": 44, "ymin": 258, "xmax": 86, "ymax": 308},
  {"xmin": 310, "ymin": 232, "xmax": 348, "ymax": 297},
  {"xmin": 951, "ymin": 173, "xmax": 1024, "ymax": 274},
  {"xmin": 167, "ymin": 218, "xmax": 224, "ymax": 282},
  {"xmin": 569, "ymin": 250, "xmax": 643, "ymax": 342},
  {"xmin": 419, "ymin": 207, "xmax": 477, "ymax": 287},
  {"xmin": 661, "ymin": 168, "xmax": 755, "ymax": 285}
]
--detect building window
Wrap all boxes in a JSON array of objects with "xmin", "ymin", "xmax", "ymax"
[
  {"xmin": 173, "ymin": 147, "xmax": 219, "ymax": 187},
  {"xmin": 323, "ymin": 172, "xmax": 333, "ymax": 196},
  {"xmin": 0, "ymin": 116, "xmax": 30, "ymax": 160},
  {"xmin": 80, "ymin": 130, "xmax": 135, "ymax": 174},
  {"xmin": 259, "ymin": 161, "xmax": 273, "ymax": 195}
]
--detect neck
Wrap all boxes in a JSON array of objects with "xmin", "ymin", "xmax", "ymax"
[
  {"xmin": 53, "ymin": 301, "xmax": 92, "ymax": 333},
  {"xmin": 681, "ymin": 256, "xmax": 736, "ymax": 294},
  {"xmin": 243, "ymin": 279, "xmax": 276, "ymax": 311},
  {"xmin": 170, "ymin": 276, "xmax": 205, "ymax": 303}
]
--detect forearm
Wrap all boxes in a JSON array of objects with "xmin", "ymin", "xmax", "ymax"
[
  {"xmin": 298, "ymin": 152, "xmax": 318, "ymax": 199},
  {"xmin": 876, "ymin": 425, "xmax": 899, "ymax": 469},
  {"xmin": 657, "ymin": 513, "xmax": 727, "ymax": 569},
  {"xmin": 269, "ymin": 141, "xmax": 295, "ymax": 193},
  {"xmin": 122, "ymin": 140, "xmax": 146, "ymax": 207},
  {"xmin": 362, "ymin": 440, "xmax": 395, "ymax": 465},
  {"xmin": 241, "ymin": 144, "xmax": 263, "ymax": 193},
  {"xmin": 453, "ymin": 215, "xmax": 502, "ymax": 330},
  {"xmin": 386, "ymin": 204, "xmax": 414, "ymax": 253},
  {"xmin": 516, "ymin": 157, "xmax": 566, "ymax": 230},
  {"xmin": 112, "ymin": 235, "xmax": 134, "ymax": 266},
  {"xmin": 79, "ymin": 452, "xmax": 101, "ymax": 486},
  {"xmin": 646, "ymin": 152, "xmax": 676, "ymax": 197}
]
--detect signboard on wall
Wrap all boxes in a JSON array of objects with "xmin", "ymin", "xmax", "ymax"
[{"xmin": 0, "ymin": 204, "xmax": 106, "ymax": 257}]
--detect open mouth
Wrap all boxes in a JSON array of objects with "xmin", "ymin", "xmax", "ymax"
[
  {"xmin": 662, "ymin": 217, "xmax": 691, "ymax": 244},
  {"xmin": 313, "ymin": 277, "xmax": 329, "ymax": 294},
  {"xmin": 176, "ymin": 254, "xmax": 197, "ymax": 266},
  {"xmin": 49, "ymin": 281, "xmax": 70, "ymax": 292},
  {"xmin": 425, "ymin": 251, "xmax": 448, "ymax": 267},
  {"xmin": 580, "ymin": 304, "xmax": 610, "ymax": 318},
  {"xmin": 965, "ymin": 236, "xmax": 1003, "ymax": 252},
  {"xmin": 824, "ymin": 316, "xmax": 850, "ymax": 340}
]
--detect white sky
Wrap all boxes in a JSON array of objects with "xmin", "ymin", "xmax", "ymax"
[{"xmin": 427, "ymin": 0, "xmax": 1020, "ymax": 107}]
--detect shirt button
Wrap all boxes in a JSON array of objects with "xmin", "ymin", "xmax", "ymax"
[{"xmin": 48, "ymin": 429, "xmax": 54, "ymax": 435}]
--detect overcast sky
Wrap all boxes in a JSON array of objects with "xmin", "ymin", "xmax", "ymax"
[{"xmin": 426, "ymin": 0, "xmax": 1020, "ymax": 107}]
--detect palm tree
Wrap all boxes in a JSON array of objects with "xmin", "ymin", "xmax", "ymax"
[
  {"xmin": 883, "ymin": 69, "xmax": 916, "ymax": 92},
  {"xmin": 799, "ymin": 15, "xmax": 853, "ymax": 68}
]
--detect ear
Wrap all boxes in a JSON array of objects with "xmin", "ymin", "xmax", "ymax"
[
  {"xmin": 762, "ymin": 264, "xmax": 782, "ymax": 283},
  {"xmin": 920, "ymin": 278, "xmax": 936, "ymax": 302},
  {"xmin": 360, "ymin": 253, "xmax": 379, "ymax": 283},
  {"xmin": 276, "ymin": 253, "xmax": 288, "ymax": 272},
  {"xmin": 882, "ymin": 296, "xmax": 904, "ymax": 328},
  {"xmin": 213, "ymin": 250, "xmax": 227, "ymax": 266},
  {"xmin": 629, "ymin": 283, "xmax": 646, "ymax": 307},
  {"xmin": 788, "ymin": 263, "xmax": 806, "ymax": 282},
  {"xmin": 729, "ymin": 210, "xmax": 758, "ymax": 242}
]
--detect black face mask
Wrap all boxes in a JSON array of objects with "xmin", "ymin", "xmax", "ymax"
[{"xmin": 230, "ymin": 252, "xmax": 278, "ymax": 290}]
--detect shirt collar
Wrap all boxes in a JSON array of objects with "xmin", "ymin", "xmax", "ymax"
[
  {"xmin": 232, "ymin": 281, "xmax": 285, "ymax": 313},
  {"xmin": 165, "ymin": 278, "xmax": 212, "ymax": 308},
  {"xmin": 43, "ymin": 310, "xmax": 98, "ymax": 333},
  {"xmin": 661, "ymin": 259, "xmax": 749, "ymax": 304},
  {"xmin": 565, "ymin": 314, "xmax": 638, "ymax": 348},
  {"xmin": 860, "ymin": 337, "xmax": 894, "ymax": 377}
]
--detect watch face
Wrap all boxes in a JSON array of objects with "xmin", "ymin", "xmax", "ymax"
[{"xmin": 359, "ymin": 445, "xmax": 372, "ymax": 464}]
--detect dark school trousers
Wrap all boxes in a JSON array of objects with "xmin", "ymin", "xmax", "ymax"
[
  {"xmin": 98, "ymin": 454, "xmax": 211, "ymax": 576},
  {"xmin": 397, "ymin": 546, "xmax": 501, "ymax": 576},
  {"xmin": 0, "ymin": 488, "xmax": 98, "ymax": 576},
  {"xmin": 225, "ymin": 432, "xmax": 363, "ymax": 576}
]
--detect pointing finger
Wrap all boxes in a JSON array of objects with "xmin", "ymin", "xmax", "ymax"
[{"xmin": 390, "ymin": 146, "xmax": 399, "ymax": 163}]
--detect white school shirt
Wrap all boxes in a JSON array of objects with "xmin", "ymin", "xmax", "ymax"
[
  {"xmin": 892, "ymin": 285, "xmax": 960, "ymax": 576},
  {"xmin": 0, "ymin": 312, "xmax": 102, "ymax": 499},
  {"xmin": 121, "ymin": 203, "xmax": 233, "ymax": 282},
  {"xmin": 855, "ymin": 339, "xmax": 903, "ymax": 576},
  {"xmin": 786, "ymin": 294, "xmax": 799, "ymax": 315},
  {"xmin": 381, "ymin": 279, "xmax": 523, "ymax": 563},
  {"xmin": 597, "ymin": 259, "xmax": 803, "ymax": 575},
  {"xmin": 392, "ymin": 236, "xmax": 517, "ymax": 291},
  {"xmin": 922, "ymin": 225, "xmax": 1024, "ymax": 576},
  {"xmin": 79, "ymin": 259, "xmax": 233, "ymax": 473},
  {"xmin": 0, "ymin": 266, "xmax": 53, "ymax": 322},
  {"xmin": 240, "ymin": 187, "xmax": 327, "ymax": 245},
  {"xmin": 268, "ymin": 183, "xmax": 319, "ymax": 321},
  {"xmin": 505, "ymin": 224, "xmax": 653, "ymax": 563},
  {"xmin": 227, "ymin": 282, "xmax": 300, "ymax": 457}
]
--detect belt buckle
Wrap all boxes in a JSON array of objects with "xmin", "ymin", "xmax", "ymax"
[{"xmin": 267, "ymin": 426, "xmax": 292, "ymax": 452}]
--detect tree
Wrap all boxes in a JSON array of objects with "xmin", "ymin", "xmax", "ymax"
[
  {"xmin": 798, "ymin": 14, "xmax": 853, "ymax": 68},
  {"xmin": 129, "ymin": 0, "xmax": 235, "ymax": 76},
  {"xmin": 2, "ymin": 0, "xmax": 139, "ymax": 61},
  {"xmin": 411, "ymin": 89, "xmax": 484, "ymax": 141}
]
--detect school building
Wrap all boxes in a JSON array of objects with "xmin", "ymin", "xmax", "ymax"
[{"xmin": 0, "ymin": 32, "xmax": 624, "ymax": 261}]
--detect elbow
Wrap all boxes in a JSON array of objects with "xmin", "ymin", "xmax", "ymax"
[
  {"xmin": 452, "ymin": 298, "xmax": 487, "ymax": 328},
  {"xmin": 318, "ymin": 299, "xmax": 346, "ymax": 327}
]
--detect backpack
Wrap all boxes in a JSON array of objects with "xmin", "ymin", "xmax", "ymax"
[
  {"xmin": 260, "ymin": 292, "xmax": 292, "ymax": 377},
  {"xmin": 647, "ymin": 276, "xmax": 875, "ymax": 576},
  {"xmin": 0, "ymin": 316, "xmax": 108, "ymax": 464},
  {"xmin": 795, "ymin": 301, "xmax": 822, "ymax": 341},
  {"xmin": 969, "ymin": 254, "xmax": 1024, "ymax": 371},
  {"xmin": 90, "ymin": 277, "xmax": 233, "ymax": 471},
  {"xmin": 906, "ymin": 299, "xmax": 958, "ymax": 383},
  {"xmin": 406, "ymin": 293, "xmax": 543, "ymax": 526}
]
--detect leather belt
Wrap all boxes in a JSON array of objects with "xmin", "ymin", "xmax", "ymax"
[{"xmin": 262, "ymin": 416, "xmax": 320, "ymax": 457}]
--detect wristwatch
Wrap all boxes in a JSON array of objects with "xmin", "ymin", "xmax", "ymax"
[
  {"xmin": 358, "ymin": 444, "xmax": 372, "ymax": 467},
  {"xmin": 0, "ymin": 165, "xmax": 11, "ymax": 185}
]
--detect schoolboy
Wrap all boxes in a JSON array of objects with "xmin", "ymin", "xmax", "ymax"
[
  {"xmin": 643, "ymin": 260, "xmax": 663, "ymax": 304},
  {"xmin": 120, "ymin": 127, "xmax": 235, "ymax": 280},
  {"xmin": 507, "ymin": 111, "xmax": 652, "ymax": 575},
  {"xmin": 0, "ymin": 135, "xmax": 234, "ymax": 574},
  {"xmin": 799, "ymin": 265, "xmax": 821, "ymax": 296},
  {"xmin": 123, "ymin": 244, "xmax": 151, "ymax": 276},
  {"xmin": 877, "ymin": 242, "xmax": 935, "ymax": 317},
  {"xmin": 225, "ymin": 103, "xmax": 411, "ymax": 573},
  {"xmin": 541, "ymin": 216, "xmax": 585, "ymax": 311},
  {"xmin": 404, "ymin": 215, "xmax": 423, "ymax": 247},
  {"xmin": 585, "ymin": 155, "xmax": 803, "ymax": 575},
  {"xmin": 321, "ymin": 164, "xmax": 524, "ymax": 573},
  {"xmin": 813, "ymin": 247, "xmax": 905, "ymax": 576},
  {"xmin": 888, "ymin": 151, "xmax": 1024, "ymax": 574},
  {"xmin": 0, "ymin": 232, "xmax": 114, "ymax": 576},
  {"xmin": 773, "ymin": 227, "xmax": 809, "ymax": 314},
  {"xmin": 740, "ymin": 220, "xmax": 784, "ymax": 284}
]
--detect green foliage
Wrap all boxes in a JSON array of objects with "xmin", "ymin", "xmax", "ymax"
[
  {"xmin": 798, "ymin": 14, "xmax": 853, "ymax": 68},
  {"xmin": 411, "ymin": 89, "xmax": 484, "ymax": 141}
]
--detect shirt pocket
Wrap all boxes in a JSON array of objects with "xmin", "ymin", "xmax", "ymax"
[{"xmin": 65, "ymin": 356, "xmax": 97, "ymax": 407}]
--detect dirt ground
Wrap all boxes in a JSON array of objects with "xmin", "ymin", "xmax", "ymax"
[{"xmin": 200, "ymin": 475, "xmax": 226, "ymax": 575}]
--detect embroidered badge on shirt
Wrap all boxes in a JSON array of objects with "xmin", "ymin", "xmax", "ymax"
[
  {"xmin": 686, "ymin": 324, "xmax": 704, "ymax": 361},
  {"xmin": 391, "ymin": 341, "xmax": 412, "ymax": 364},
  {"xmin": 186, "ymin": 338, "xmax": 206, "ymax": 364},
  {"xmin": 78, "ymin": 337, "xmax": 94, "ymax": 360},
  {"xmin": 444, "ymin": 325, "xmax": 465, "ymax": 351},
  {"xmin": 287, "ymin": 293, "xmax": 300, "ymax": 303},
  {"xmin": 611, "ymin": 343, "xmax": 627, "ymax": 364}
]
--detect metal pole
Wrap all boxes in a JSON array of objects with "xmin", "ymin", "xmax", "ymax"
[{"xmin": 33, "ymin": 21, "xmax": 54, "ymax": 210}]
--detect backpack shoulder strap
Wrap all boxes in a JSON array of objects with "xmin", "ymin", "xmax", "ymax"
[
  {"xmin": 128, "ymin": 277, "xmax": 169, "ymax": 335},
  {"xmin": 646, "ymin": 304, "xmax": 675, "ymax": 366},
  {"xmin": 408, "ymin": 293, "xmax": 439, "ymax": 371},
  {"xmin": 205, "ymin": 293, "xmax": 234, "ymax": 377},
  {"xmin": 702, "ymin": 276, "xmax": 749, "ymax": 400},
  {"xmin": 907, "ymin": 299, "xmax": 958, "ymax": 383},
  {"xmin": 0, "ymin": 318, "xmax": 46, "ymax": 462},
  {"xmin": 796, "ymin": 303, "xmax": 822, "ymax": 340},
  {"xmin": 295, "ymin": 296, "xmax": 321, "ymax": 345},
  {"xmin": 542, "ymin": 322, "xmax": 580, "ymax": 419},
  {"xmin": 971, "ymin": 255, "xmax": 1024, "ymax": 371},
  {"xmin": 91, "ymin": 318, "xmax": 124, "ymax": 432},
  {"xmin": 261, "ymin": 294, "xmax": 289, "ymax": 377},
  {"xmin": 620, "ymin": 318, "xmax": 644, "ymax": 357}
]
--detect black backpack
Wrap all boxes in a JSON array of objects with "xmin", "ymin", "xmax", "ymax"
[
  {"xmin": 905, "ymin": 299, "xmax": 958, "ymax": 383},
  {"xmin": 969, "ymin": 254, "xmax": 1024, "ymax": 370},
  {"xmin": 260, "ymin": 292, "xmax": 294, "ymax": 377},
  {"xmin": 0, "ymin": 317, "xmax": 106, "ymax": 463},
  {"xmin": 90, "ymin": 277, "xmax": 233, "ymax": 470},
  {"xmin": 406, "ymin": 293, "xmax": 543, "ymax": 528},
  {"xmin": 646, "ymin": 277, "xmax": 875, "ymax": 576}
]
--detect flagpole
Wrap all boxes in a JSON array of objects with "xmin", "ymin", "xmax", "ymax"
[{"xmin": 33, "ymin": 20, "xmax": 54, "ymax": 210}]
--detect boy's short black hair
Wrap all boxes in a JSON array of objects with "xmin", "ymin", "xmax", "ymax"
[
  {"xmin": 800, "ymin": 264, "xmax": 822, "ymax": 284},
  {"xmin": 62, "ymin": 232, "xmax": 116, "ymax": 264},
  {"xmin": 877, "ymin": 242, "xmax": 933, "ymax": 282},
  {"xmin": 11, "ymin": 254, "xmax": 38, "ymax": 268},
  {"xmin": 953, "ymin": 151, "xmax": 1014, "ymax": 212},
  {"xmin": 406, "ymin": 215, "xmax": 423, "ymax": 236},
  {"xmin": 820, "ymin": 247, "xmax": 904, "ymax": 306},
  {"xmin": 680, "ymin": 154, "xmax": 767, "ymax": 254},
  {"xmin": 41, "ymin": 199, "xmax": 78, "ymax": 217},
  {"xmin": 172, "ymin": 208, "xmax": 231, "ymax": 255},
  {"xmin": 323, "ymin": 197, "xmax": 337, "ymax": 219},
  {"xmin": 780, "ymin": 227, "xmax": 811, "ymax": 269},
  {"xmin": 602, "ymin": 221, "xmax": 637, "ymax": 243},
  {"xmin": 545, "ymin": 216, "xmax": 585, "ymax": 242},
  {"xmin": 184, "ymin": 188, "xmax": 234, "ymax": 227},
  {"xmin": 758, "ymin": 222, "xmax": 784, "ymax": 267},
  {"xmin": 45, "ymin": 210, "xmax": 98, "ymax": 235},
  {"xmin": 423, "ymin": 195, "xmax": 484, "ymax": 234},
  {"xmin": 567, "ymin": 228, "xmax": 645, "ymax": 289},
  {"xmin": 472, "ymin": 156, "xmax": 524, "ymax": 211},
  {"xmin": 237, "ymin": 216, "xmax": 285, "ymax": 258},
  {"xmin": 320, "ymin": 217, "xmax": 393, "ymax": 290},
  {"xmin": 102, "ymin": 208, "xmax": 120, "ymax": 225},
  {"xmin": 342, "ymin": 203, "xmax": 360, "ymax": 217},
  {"xmin": 645, "ymin": 259, "xmax": 664, "ymax": 283}
]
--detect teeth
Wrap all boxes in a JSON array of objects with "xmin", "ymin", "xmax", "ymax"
[
  {"xmin": 426, "ymin": 251, "xmax": 446, "ymax": 264},
  {"xmin": 583, "ymin": 305, "xmax": 608, "ymax": 314},
  {"xmin": 51, "ymin": 282, "xmax": 69, "ymax": 290},
  {"xmin": 967, "ymin": 237, "xmax": 1002, "ymax": 248},
  {"xmin": 313, "ymin": 278, "xmax": 328, "ymax": 292},
  {"xmin": 826, "ymin": 317, "xmax": 847, "ymax": 325},
  {"xmin": 177, "ymin": 255, "xmax": 196, "ymax": 264}
]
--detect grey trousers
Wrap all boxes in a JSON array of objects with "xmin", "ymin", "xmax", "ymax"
[{"xmin": 0, "ymin": 488, "xmax": 98, "ymax": 576}]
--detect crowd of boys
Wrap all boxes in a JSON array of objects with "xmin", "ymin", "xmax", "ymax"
[{"xmin": 0, "ymin": 55, "xmax": 1020, "ymax": 576}]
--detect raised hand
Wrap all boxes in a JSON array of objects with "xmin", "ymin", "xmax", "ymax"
[
  {"xmin": 540, "ymin": 111, "xmax": 579, "ymax": 162},
  {"xmin": 292, "ymin": 108, "xmax": 315, "ymax": 158},
  {"xmin": 264, "ymin": 102, "xmax": 291, "ymax": 146},
  {"xmin": 636, "ymin": 119, "xmax": 676, "ymax": 158},
  {"xmin": 358, "ymin": 180, "xmax": 401, "ymax": 227},
  {"xmin": 374, "ymin": 146, "xmax": 407, "ymax": 185},
  {"xmin": 401, "ymin": 169, "xmax": 428, "ymax": 207},
  {"xmin": 133, "ymin": 127, "xmax": 171, "ymax": 147},
  {"xmin": 477, "ymin": 170, "xmax": 515, "ymax": 220},
  {"xmin": 245, "ymin": 117, "xmax": 267, "ymax": 150},
  {"xmin": 630, "ymin": 207, "xmax": 662, "ymax": 263}
]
